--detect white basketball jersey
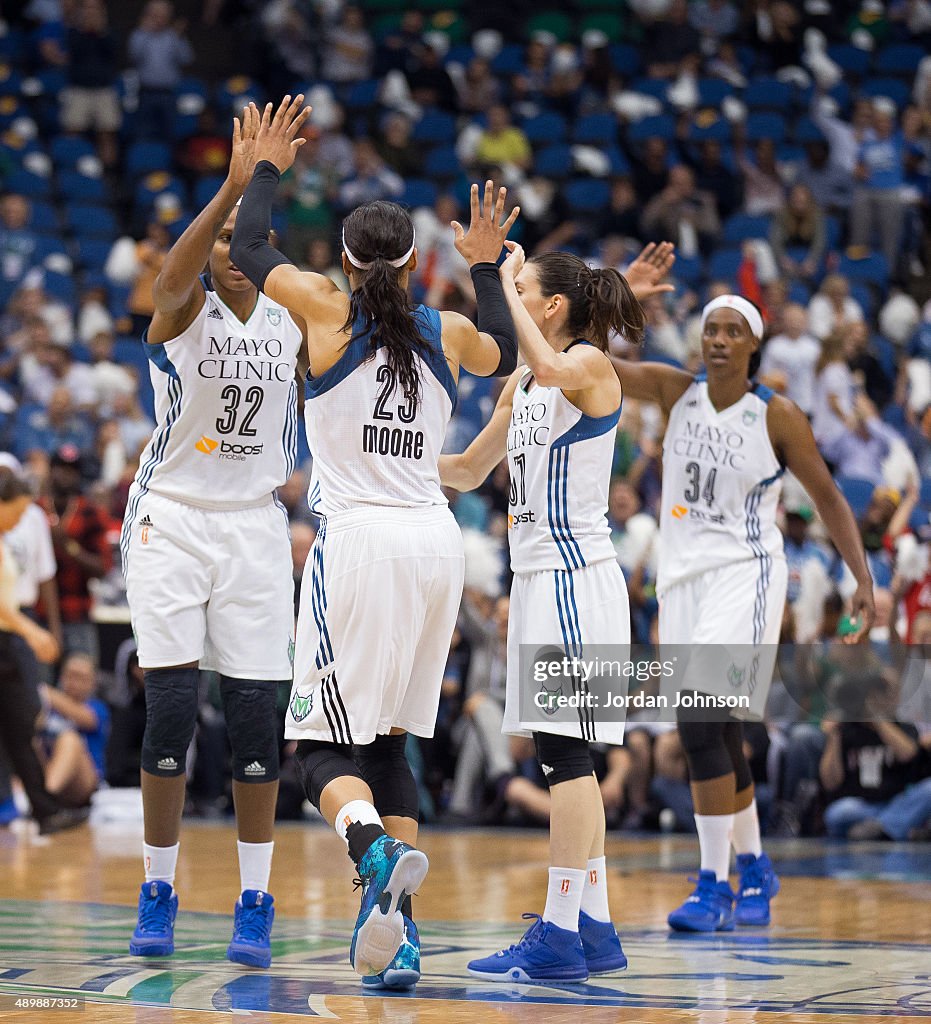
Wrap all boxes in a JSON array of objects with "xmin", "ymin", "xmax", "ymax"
[
  {"xmin": 305, "ymin": 304, "xmax": 455, "ymax": 516},
  {"xmin": 132, "ymin": 281, "xmax": 302, "ymax": 508},
  {"xmin": 657, "ymin": 376, "xmax": 785, "ymax": 595},
  {"xmin": 507, "ymin": 358, "xmax": 620, "ymax": 574}
]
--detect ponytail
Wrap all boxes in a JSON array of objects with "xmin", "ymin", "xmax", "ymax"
[
  {"xmin": 530, "ymin": 253, "xmax": 645, "ymax": 351},
  {"xmin": 341, "ymin": 201, "xmax": 429, "ymax": 411}
]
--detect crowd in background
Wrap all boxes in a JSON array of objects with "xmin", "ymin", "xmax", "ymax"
[{"xmin": 0, "ymin": 0, "xmax": 930, "ymax": 838}]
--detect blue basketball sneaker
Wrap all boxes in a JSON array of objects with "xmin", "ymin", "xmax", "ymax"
[
  {"xmin": 667, "ymin": 871, "xmax": 735, "ymax": 932},
  {"xmin": 578, "ymin": 910, "xmax": 628, "ymax": 974},
  {"xmin": 350, "ymin": 835, "xmax": 429, "ymax": 976},
  {"xmin": 734, "ymin": 852, "xmax": 780, "ymax": 926},
  {"xmin": 467, "ymin": 914, "xmax": 589, "ymax": 983},
  {"xmin": 361, "ymin": 916, "xmax": 420, "ymax": 990},
  {"xmin": 227, "ymin": 889, "xmax": 275, "ymax": 968},
  {"xmin": 129, "ymin": 880, "xmax": 178, "ymax": 956}
]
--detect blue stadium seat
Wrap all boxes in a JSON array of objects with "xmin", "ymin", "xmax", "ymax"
[
  {"xmin": 172, "ymin": 111, "xmax": 200, "ymax": 141},
  {"xmin": 671, "ymin": 254, "xmax": 702, "ymax": 284},
  {"xmin": 6, "ymin": 168, "xmax": 51, "ymax": 198},
  {"xmin": 75, "ymin": 238, "xmax": 113, "ymax": 269},
  {"xmin": 411, "ymin": 110, "xmax": 456, "ymax": 144},
  {"xmin": 722, "ymin": 213, "xmax": 771, "ymax": 243},
  {"xmin": 193, "ymin": 175, "xmax": 226, "ymax": 209},
  {"xmin": 849, "ymin": 282, "xmax": 875, "ymax": 318},
  {"xmin": 745, "ymin": 112, "xmax": 787, "ymax": 143},
  {"xmin": 445, "ymin": 44, "xmax": 474, "ymax": 66},
  {"xmin": 626, "ymin": 114, "xmax": 676, "ymax": 141},
  {"xmin": 114, "ymin": 336, "xmax": 151, "ymax": 377},
  {"xmin": 522, "ymin": 113, "xmax": 567, "ymax": 144},
  {"xmin": 793, "ymin": 117, "xmax": 826, "ymax": 144},
  {"xmin": 126, "ymin": 141, "xmax": 173, "ymax": 179},
  {"xmin": 609, "ymin": 44, "xmax": 640, "ymax": 77},
  {"xmin": 871, "ymin": 332, "xmax": 897, "ymax": 381},
  {"xmin": 861, "ymin": 77, "xmax": 911, "ymax": 108},
  {"xmin": 33, "ymin": 67, "xmax": 66, "ymax": 96},
  {"xmin": 687, "ymin": 117, "xmax": 732, "ymax": 143},
  {"xmin": 838, "ymin": 251, "xmax": 889, "ymax": 287},
  {"xmin": 697, "ymin": 78, "xmax": 733, "ymax": 106},
  {"xmin": 491, "ymin": 45, "xmax": 524, "ymax": 75},
  {"xmin": 109, "ymin": 285, "xmax": 133, "ymax": 320},
  {"xmin": 825, "ymin": 215, "xmax": 842, "ymax": 250},
  {"xmin": 50, "ymin": 136, "xmax": 96, "ymax": 167},
  {"xmin": 787, "ymin": 280, "xmax": 811, "ymax": 305},
  {"xmin": 920, "ymin": 478, "xmax": 931, "ymax": 510},
  {"xmin": 33, "ymin": 235, "xmax": 68, "ymax": 262},
  {"xmin": 630, "ymin": 78, "xmax": 669, "ymax": 104},
  {"xmin": 177, "ymin": 76, "xmax": 209, "ymax": 102},
  {"xmin": 134, "ymin": 173, "xmax": 186, "ymax": 220},
  {"xmin": 564, "ymin": 178, "xmax": 610, "ymax": 212},
  {"xmin": 572, "ymin": 113, "xmax": 617, "ymax": 145},
  {"xmin": 424, "ymin": 146, "xmax": 461, "ymax": 177},
  {"xmin": 604, "ymin": 146, "xmax": 631, "ymax": 175},
  {"xmin": 707, "ymin": 247, "xmax": 743, "ymax": 281},
  {"xmin": 345, "ymin": 78, "xmax": 380, "ymax": 110},
  {"xmin": 216, "ymin": 75, "xmax": 263, "ymax": 111},
  {"xmin": 57, "ymin": 170, "xmax": 106, "ymax": 202},
  {"xmin": 42, "ymin": 270, "xmax": 75, "ymax": 305},
  {"xmin": 875, "ymin": 44, "xmax": 925, "ymax": 77},
  {"xmin": 827, "ymin": 44, "xmax": 871, "ymax": 77},
  {"xmin": 65, "ymin": 203, "xmax": 118, "ymax": 239},
  {"xmin": 401, "ymin": 179, "xmax": 437, "ymax": 209},
  {"xmin": 29, "ymin": 200, "xmax": 58, "ymax": 232},
  {"xmin": 836, "ymin": 477, "xmax": 875, "ymax": 518},
  {"xmin": 533, "ymin": 144, "xmax": 573, "ymax": 177},
  {"xmin": 743, "ymin": 77, "xmax": 792, "ymax": 110}
]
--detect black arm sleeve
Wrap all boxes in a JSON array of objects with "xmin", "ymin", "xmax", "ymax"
[
  {"xmin": 469, "ymin": 262, "xmax": 518, "ymax": 376},
  {"xmin": 229, "ymin": 161, "xmax": 294, "ymax": 291}
]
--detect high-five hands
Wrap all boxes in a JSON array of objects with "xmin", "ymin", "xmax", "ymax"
[{"xmin": 452, "ymin": 180, "xmax": 520, "ymax": 268}]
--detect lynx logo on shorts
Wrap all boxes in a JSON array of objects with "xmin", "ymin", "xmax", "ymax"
[
  {"xmin": 671, "ymin": 505, "xmax": 688, "ymax": 519},
  {"xmin": 267, "ymin": 308, "xmax": 282, "ymax": 327},
  {"xmin": 728, "ymin": 662, "xmax": 746, "ymax": 689},
  {"xmin": 196, "ymin": 436, "xmax": 219, "ymax": 454},
  {"xmin": 290, "ymin": 691, "xmax": 313, "ymax": 722}
]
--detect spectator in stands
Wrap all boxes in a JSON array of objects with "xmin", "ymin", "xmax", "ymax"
[
  {"xmin": 811, "ymin": 332, "xmax": 857, "ymax": 461},
  {"xmin": 61, "ymin": 0, "xmax": 121, "ymax": 169},
  {"xmin": 607, "ymin": 478, "xmax": 658, "ymax": 643},
  {"xmin": 751, "ymin": 0, "xmax": 802, "ymax": 70},
  {"xmin": 847, "ymin": 319, "xmax": 894, "ymax": 409},
  {"xmin": 456, "ymin": 57, "xmax": 502, "ymax": 115},
  {"xmin": 128, "ymin": 0, "xmax": 194, "ymax": 141},
  {"xmin": 337, "ymin": 138, "xmax": 404, "ymax": 210},
  {"xmin": 851, "ymin": 98, "xmax": 908, "ymax": 273},
  {"xmin": 644, "ymin": 0, "xmax": 700, "ymax": 79},
  {"xmin": 797, "ymin": 139, "xmax": 853, "ymax": 214},
  {"xmin": 40, "ymin": 445, "xmax": 111, "ymax": 662},
  {"xmin": 740, "ymin": 138, "xmax": 788, "ymax": 216},
  {"xmin": 38, "ymin": 652, "xmax": 109, "ymax": 808},
  {"xmin": 105, "ymin": 639, "xmax": 146, "ymax": 788},
  {"xmin": 279, "ymin": 126, "xmax": 339, "ymax": 262},
  {"xmin": 122, "ymin": 220, "xmax": 171, "ymax": 337},
  {"xmin": 373, "ymin": 10, "xmax": 425, "ymax": 77},
  {"xmin": 473, "ymin": 105, "xmax": 532, "ymax": 180},
  {"xmin": 641, "ymin": 165, "xmax": 720, "ymax": 258},
  {"xmin": 317, "ymin": 104, "xmax": 355, "ymax": 182},
  {"xmin": 632, "ymin": 138, "xmax": 673, "ymax": 206},
  {"xmin": 820, "ymin": 674, "xmax": 929, "ymax": 840},
  {"xmin": 176, "ymin": 109, "xmax": 232, "ymax": 181},
  {"xmin": 110, "ymin": 390, "xmax": 154, "ymax": 462},
  {"xmin": 831, "ymin": 392, "xmax": 901, "ymax": 486},
  {"xmin": 375, "ymin": 112, "xmax": 420, "ymax": 179},
  {"xmin": 511, "ymin": 34, "xmax": 554, "ymax": 111},
  {"xmin": 808, "ymin": 273, "xmax": 864, "ymax": 340},
  {"xmin": 689, "ymin": 0, "xmax": 739, "ymax": 40},
  {"xmin": 0, "ymin": 193, "xmax": 38, "ymax": 290},
  {"xmin": 406, "ymin": 37, "xmax": 460, "ymax": 113},
  {"xmin": 21, "ymin": 337, "xmax": 96, "ymax": 411},
  {"xmin": 770, "ymin": 184, "xmax": 828, "ymax": 283},
  {"xmin": 411, "ymin": 194, "xmax": 473, "ymax": 307},
  {"xmin": 321, "ymin": 5, "xmax": 373, "ymax": 83},
  {"xmin": 690, "ymin": 140, "xmax": 743, "ymax": 222},
  {"xmin": 760, "ymin": 302, "xmax": 822, "ymax": 414},
  {"xmin": 299, "ymin": 238, "xmax": 348, "ymax": 292},
  {"xmin": 87, "ymin": 330, "xmax": 135, "ymax": 414},
  {"xmin": 782, "ymin": 501, "xmax": 833, "ymax": 607},
  {"xmin": 14, "ymin": 387, "xmax": 95, "ymax": 462},
  {"xmin": 601, "ymin": 179, "xmax": 642, "ymax": 243}
]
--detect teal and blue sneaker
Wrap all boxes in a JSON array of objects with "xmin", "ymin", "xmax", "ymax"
[
  {"xmin": 579, "ymin": 910, "xmax": 627, "ymax": 974},
  {"xmin": 361, "ymin": 916, "xmax": 420, "ymax": 989},
  {"xmin": 129, "ymin": 880, "xmax": 178, "ymax": 956},
  {"xmin": 667, "ymin": 870, "xmax": 735, "ymax": 932},
  {"xmin": 734, "ymin": 852, "xmax": 780, "ymax": 926},
  {"xmin": 350, "ymin": 835, "xmax": 429, "ymax": 976},
  {"xmin": 227, "ymin": 889, "xmax": 275, "ymax": 968},
  {"xmin": 467, "ymin": 914, "xmax": 589, "ymax": 983}
]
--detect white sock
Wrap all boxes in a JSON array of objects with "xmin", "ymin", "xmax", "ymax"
[
  {"xmin": 542, "ymin": 867, "xmax": 586, "ymax": 932},
  {"xmin": 237, "ymin": 840, "xmax": 274, "ymax": 894},
  {"xmin": 732, "ymin": 800, "xmax": 763, "ymax": 857},
  {"xmin": 695, "ymin": 813, "xmax": 733, "ymax": 882},
  {"xmin": 334, "ymin": 800, "xmax": 383, "ymax": 846},
  {"xmin": 144, "ymin": 842, "xmax": 179, "ymax": 886},
  {"xmin": 581, "ymin": 856, "xmax": 611, "ymax": 923}
]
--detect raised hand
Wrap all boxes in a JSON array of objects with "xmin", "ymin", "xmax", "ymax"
[
  {"xmin": 624, "ymin": 241, "xmax": 676, "ymax": 301},
  {"xmin": 451, "ymin": 180, "xmax": 520, "ymax": 268},
  {"xmin": 228, "ymin": 103, "xmax": 259, "ymax": 191},
  {"xmin": 252, "ymin": 94, "xmax": 312, "ymax": 175},
  {"xmin": 500, "ymin": 239, "xmax": 525, "ymax": 281}
]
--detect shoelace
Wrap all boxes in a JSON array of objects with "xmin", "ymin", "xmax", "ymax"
[
  {"xmin": 686, "ymin": 875, "xmax": 720, "ymax": 897},
  {"xmin": 139, "ymin": 893, "xmax": 172, "ymax": 934},
  {"xmin": 237, "ymin": 901, "xmax": 272, "ymax": 942},
  {"xmin": 500, "ymin": 913, "xmax": 545, "ymax": 954}
]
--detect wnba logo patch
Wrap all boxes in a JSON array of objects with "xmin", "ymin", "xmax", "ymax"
[
  {"xmin": 589, "ymin": 869, "xmax": 598, "ymax": 886},
  {"xmin": 560, "ymin": 878, "xmax": 571, "ymax": 896},
  {"xmin": 671, "ymin": 505, "xmax": 688, "ymax": 519},
  {"xmin": 195, "ymin": 436, "xmax": 219, "ymax": 454}
]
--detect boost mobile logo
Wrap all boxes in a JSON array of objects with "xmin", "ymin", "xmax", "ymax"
[
  {"xmin": 196, "ymin": 436, "xmax": 219, "ymax": 453},
  {"xmin": 195, "ymin": 436, "xmax": 264, "ymax": 458},
  {"xmin": 671, "ymin": 505, "xmax": 688, "ymax": 519}
]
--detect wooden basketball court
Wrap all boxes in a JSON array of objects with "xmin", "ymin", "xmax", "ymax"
[{"xmin": 1, "ymin": 821, "xmax": 929, "ymax": 1023}]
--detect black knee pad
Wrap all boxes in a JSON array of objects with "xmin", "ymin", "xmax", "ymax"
[
  {"xmin": 533, "ymin": 731, "xmax": 594, "ymax": 788},
  {"xmin": 221, "ymin": 676, "xmax": 281, "ymax": 783},
  {"xmin": 677, "ymin": 717, "xmax": 732, "ymax": 781},
  {"xmin": 722, "ymin": 718, "xmax": 753, "ymax": 792},
  {"xmin": 294, "ymin": 739, "xmax": 358, "ymax": 810},
  {"xmin": 354, "ymin": 733, "xmax": 419, "ymax": 820},
  {"xmin": 141, "ymin": 668, "xmax": 199, "ymax": 776}
]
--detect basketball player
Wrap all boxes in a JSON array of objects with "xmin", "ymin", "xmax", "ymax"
[
  {"xmin": 230, "ymin": 100, "xmax": 519, "ymax": 986},
  {"xmin": 440, "ymin": 241, "xmax": 654, "ymax": 983},
  {"xmin": 614, "ymin": 294, "xmax": 874, "ymax": 931},
  {"xmin": 122, "ymin": 101, "xmax": 304, "ymax": 967}
]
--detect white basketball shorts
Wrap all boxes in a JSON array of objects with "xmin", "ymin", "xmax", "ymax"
[
  {"xmin": 122, "ymin": 488, "xmax": 294, "ymax": 679},
  {"xmin": 284, "ymin": 505, "xmax": 465, "ymax": 746}
]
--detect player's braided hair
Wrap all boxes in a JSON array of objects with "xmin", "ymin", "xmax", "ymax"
[{"xmin": 529, "ymin": 252, "xmax": 645, "ymax": 351}]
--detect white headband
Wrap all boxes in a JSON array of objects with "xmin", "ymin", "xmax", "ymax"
[
  {"xmin": 700, "ymin": 295, "xmax": 764, "ymax": 340},
  {"xmin": 342, "ymin": 228, "xmax": 415, "ymax": 271}
]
